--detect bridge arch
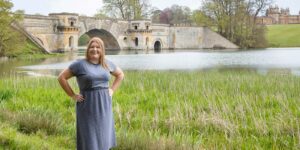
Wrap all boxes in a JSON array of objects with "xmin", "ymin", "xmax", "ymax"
[
  {"xmin": 79, "ymin": 29, "xmax": 120, "ymax": 50},
  {"xmin": 154, "ymin": 39, "xmax": 162, "ymax": 52}
]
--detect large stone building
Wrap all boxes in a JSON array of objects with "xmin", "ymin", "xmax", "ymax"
[{"xmin": 257, "ymin": 5, "xmax": 300, "ymax": 25}]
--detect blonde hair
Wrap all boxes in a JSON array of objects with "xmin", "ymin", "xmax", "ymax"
[{"xmin": 85, "ymin": 37, "xmax": 109, "ymax": 69}]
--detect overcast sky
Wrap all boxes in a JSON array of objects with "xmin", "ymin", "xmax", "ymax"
[{"xmin": 11, "ymin": 0, "xmax": 300, "ymax": 16}]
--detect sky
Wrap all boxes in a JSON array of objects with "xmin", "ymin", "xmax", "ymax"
[{"xmin": 10, "ymin": 0, "xmax": 300, "ymax": 17}]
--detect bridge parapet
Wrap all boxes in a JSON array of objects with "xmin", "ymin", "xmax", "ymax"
[{"xmin": 127, "ymin": 29, "xmax": 152, "ymax": 33}]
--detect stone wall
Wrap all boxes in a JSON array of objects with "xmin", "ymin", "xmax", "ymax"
[
  {"xmin": 169, "ymin": 27, "xmax": 203, "ymax": 49},
  {"xmin": 150, "ymin": 26, "xmax": 238, "ymax": 50},
  {"xmin": 202, "ymin": 27, "xmax": 238, "ymax": 49}
]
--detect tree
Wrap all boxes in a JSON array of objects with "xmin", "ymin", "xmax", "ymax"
[
  {"xmin": 101, "ymin": 0, "xmax": 128, "ymax": 19},
  {"xmin": 201, "ymin": 0, "xmax": 272, "ymax": 48},
  {"xmin": 151, "ymin": 5, "xmax": 193, "ymax": 24},
  {"xmin": 191, "ymin": 10, "xmax": 214, "ymax": 27},
  {"xmin": 94, "ymin": 9, "xmax": 109, "ymax": 19},
  {"xmin": 248, "ymin": 0, "xmax": 273, "ymax": 22},
  {"xmin": 101, "ymin": 0, "xmax": 152, "ymax": 20},
  {"xmin": 169, "ymin": 5, "xmax": 192, "ymax": 24},
  {"xmin": 158, "ymin": 8, "xmax": 172, "ymax": 24},
  {"xmin": 0, "ymin": 0, "xmax": 26, "ymax": 57},
  {"xmin": 150, "ymin": 9, "xmax": 161, "ymax": 23}
]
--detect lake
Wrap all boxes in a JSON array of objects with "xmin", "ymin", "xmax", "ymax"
[{"xmin": 1, "ymin": 48, "xmax": 300, "ymax": 77}]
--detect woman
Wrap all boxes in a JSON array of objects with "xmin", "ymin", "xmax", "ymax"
[{"xmin": 58, "ymin": 37, "xmax": 124, "ymax": 150}]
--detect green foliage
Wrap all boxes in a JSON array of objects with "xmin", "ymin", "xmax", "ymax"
[
  {"xmin": 267, "ymin": 24, "xmax": 300, "ymax": 47},
  {"xmin": 0, "ymin": 89, "xmax": 13, "ymax": 103},
  {"xmin": 0, "ymin": 0, "xmax": 42, "ymax": 57},
  {"xmin": 101, "ymin": 0, "xmax": 151, "ymax": 20},
  {"xmin": 168, "ymin": 5, "xmax": 192, "ymax": 24},
  {"xmin": 0, "ymin": 71, "xmax": 299, "ymax": 149},
  {"xmin": 201, "ymin": 0, "xmax": 271, "ymax": 48},
  {"xmin": 22, "ymin": 39, "xmax": 42, "ymax": 54},
  {"xmin": 191, "ymin": 10, "xmax": 213, "ymax": 27},
  {"xmin": 0, "ymin": 0, "xmax": 27, "ymax": 57},
  {"xmin": 94, "ymin": 9, "xmax": 109, "ymax": 19},
  {"xmin": 78, "ymin": 34, "xmax": 90, "ymax": 46}
]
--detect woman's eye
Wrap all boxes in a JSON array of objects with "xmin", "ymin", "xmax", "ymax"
[{"xmin": 90, "ymin": 46, "xmax": 101, "ymax": 49}]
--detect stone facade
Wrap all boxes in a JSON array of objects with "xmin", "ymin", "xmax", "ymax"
[
  {"xmin": 257, "ymin": 5, "xmax": 300, "ymax": 25},
  {"xmin": 20, "ymin": 13, "xmax": 238, "ymax": 52}
]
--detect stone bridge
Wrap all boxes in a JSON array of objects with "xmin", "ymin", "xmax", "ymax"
[{"xmin": 19, "ymin": 13, "xmax": 238, "ymax": 53}]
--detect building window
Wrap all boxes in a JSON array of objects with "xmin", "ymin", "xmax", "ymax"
[
  {"xmin": 135, "ymin": 26, "xmax": 138, "ymax": 30},
  {"xmin": 135, "ymin": 37, "xmax": 138, "ymax": 46},
  {"xmin": 146, "ymin": 26, "xmax": 149, "ymax": 30},
  {"xmin": 71, "ymin": 21, "xmax": 74, "ymax": 26}
]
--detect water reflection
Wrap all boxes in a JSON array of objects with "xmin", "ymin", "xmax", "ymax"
[{"xmin": 78, "ymin": 48, "xmax": 178, "ymax": 55}]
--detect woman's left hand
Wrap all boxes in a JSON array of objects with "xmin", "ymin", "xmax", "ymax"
[{"xmin": 109, "ymin": 88, "xmax": 114, "ymax": 97}]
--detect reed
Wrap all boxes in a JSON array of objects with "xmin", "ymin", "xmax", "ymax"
[{"xmin": 0, "ymin": 70, "xmax": 299, "ymax": 149}]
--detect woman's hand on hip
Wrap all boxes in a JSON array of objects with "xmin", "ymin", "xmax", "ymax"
[
  {"xmin": 71, "ymin": 94, "xmax": 84, "ymax": 102},
  {"xmin": 109, "ymin": 88, "xmax": 114, "ymax": 97}
]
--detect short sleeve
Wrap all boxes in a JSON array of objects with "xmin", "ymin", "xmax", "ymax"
[
  {"xmin": 106, "ymin": 59, "xmax": 117, "ymax": 73},
  {"xmin": 68, "ymin": 60, "xmax": 81, "ymax": 76}
]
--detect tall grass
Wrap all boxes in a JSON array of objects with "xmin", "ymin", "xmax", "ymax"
[{"xmin": 0, "ymin": 70, "xmax": 299, "ymax": 149}]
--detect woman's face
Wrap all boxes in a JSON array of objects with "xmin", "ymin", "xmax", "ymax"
[{"xmin": 88, "ymin": 41, "xmax": 102, "ymax": 60}]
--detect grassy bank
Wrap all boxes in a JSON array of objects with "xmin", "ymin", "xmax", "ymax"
[
  {"xmin": 0, "ymin": 71, "xmax": 299, "ymax": 149},
  {"xmin": 2, "ymin": 38, "xmax": 64, "ymax": 60},
  {"xmin": 267, "ymin": 24, "xmax": 300, "ymax": 47},
  {"xmin": 14, "ymin": 39, "xmax": 63, "ymax": 60}
]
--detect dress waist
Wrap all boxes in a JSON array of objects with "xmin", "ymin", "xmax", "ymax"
[{"xmin": 81, "ymin": 86, "xmax": 108, "ymax": 91}]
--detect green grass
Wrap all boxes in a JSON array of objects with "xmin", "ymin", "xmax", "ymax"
[
  {"xmin": 0, "ymin": 71, "xmax": 299, "ymax": 149},
  {"xmin": 266, "ymin": 24, "xmax": 300, "ymax": 47},
  {"xmin": 15, "ymin": 39, "xmax": 65, "ymax": 60},
  {"xmin": 3, "ymin": 38, "xmax": 64, "ymax": 60}
]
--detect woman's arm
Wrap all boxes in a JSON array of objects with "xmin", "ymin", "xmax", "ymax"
[
  {"xmin": 109, "ymin": 67, "xmax": 124, "ymax": 96},
  {"xmin": 57, "ymin": 69, "xmax": 84, "ymax": 102}
]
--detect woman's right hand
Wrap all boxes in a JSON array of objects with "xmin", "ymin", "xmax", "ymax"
[{"xmin": 71, "ymin": 94, "xmax": 85, "ymax": 102}]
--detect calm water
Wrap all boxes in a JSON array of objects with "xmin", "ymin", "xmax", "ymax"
[{"xmin": 1, "ymin": 48, "xmax": 300, "ymax": 77}]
